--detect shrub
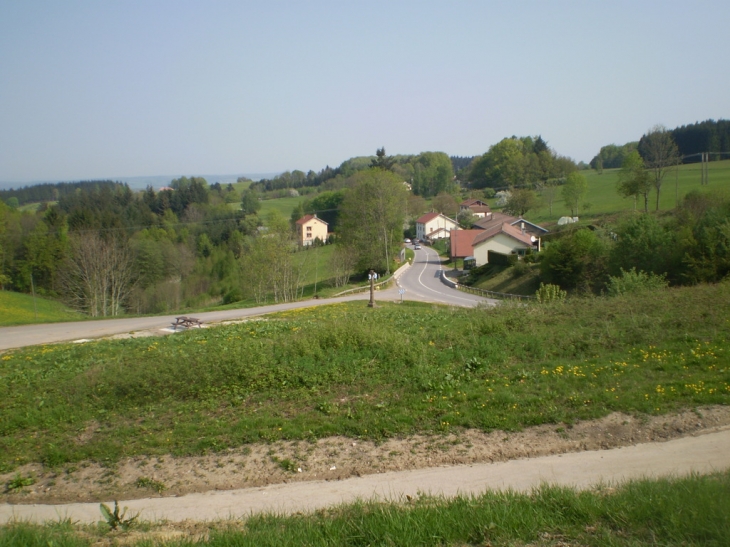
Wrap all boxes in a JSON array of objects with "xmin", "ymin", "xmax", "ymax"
[
  {"xmin": 606, "ymin": 268, "xmax": 668, "ymax": 296},
  {"xmin": 535, "ymin": 282, "xmax": 566, "ymax": 303}
]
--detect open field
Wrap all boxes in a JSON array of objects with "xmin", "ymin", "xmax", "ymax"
[
  {"xmin": 0, "ymin": 291, "xmax": 82, "ymax": 327},
  {"xmin": 1, "ymin": 471, "xmax": 728, "ymax": 546},
  {"xmin": 525, "ymin": 159, "xmax": 730, "ymax": 225},
  {"xmin": 1, "ymin": 283, "xmax": 727, "ymax": 476}
]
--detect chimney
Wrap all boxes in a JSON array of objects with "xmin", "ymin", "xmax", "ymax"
[{"xmin": 520, "ymin": 221, "xmax": 525, "ymax": 235}]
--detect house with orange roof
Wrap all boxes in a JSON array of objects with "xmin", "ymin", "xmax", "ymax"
[
  {"xmin": 295, "ymin": 214, "xmax": 329, "ymax": 246},
  {"xmin": 415, "ymin": 212, "xmax": 459, "ymax": 241}
]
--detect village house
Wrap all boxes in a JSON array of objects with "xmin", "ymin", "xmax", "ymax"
[
  {"xmin": 295, "ymin": 214, "xmax": 329, "ymax": 246},
  {"xmin": 415, "ymin": 212, "xmax": 460, "ymax": 241},
  {"xmin": 471, "ymin": 222, "xmax": 537, "ymax": 266},
  {"xmin": 459, "ymin": 198, "xmax": 491, "ymax": 218}
]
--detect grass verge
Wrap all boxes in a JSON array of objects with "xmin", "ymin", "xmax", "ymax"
[{"xmin": 1, "ymin": 471, "xmax": 728, "ymax": 546}]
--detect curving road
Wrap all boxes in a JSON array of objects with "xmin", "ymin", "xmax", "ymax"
[
  {"xmin": 0, "ymin": 247, "xmax": 492, "ymax": 351},
  {"xmin": 398, "ymin": 244, "xmax": 497, "ymax": 307}
]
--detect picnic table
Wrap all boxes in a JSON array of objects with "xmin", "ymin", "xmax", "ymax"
[{"xmin": 171, "ymin": 316, "xmax": 203, "ymax": 330}]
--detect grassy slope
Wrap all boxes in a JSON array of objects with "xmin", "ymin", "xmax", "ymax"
[
  {"xmin": 525, "ymin": 159, "xmax": 730, "ymax": 225},
  {"xmin": 0, "ymin": 290, "xmax": 81, "ymax": 327},
  {"xmin": 1, "ymin": 282, "xmax": 727, "ymax": 470}
]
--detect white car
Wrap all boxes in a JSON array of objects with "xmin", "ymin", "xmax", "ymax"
[
  {"xmin": 404, "ymin": 238, "xmax": 411, "ymax": 244},
  {"xmin": 414, "ymin": 244, "xmax": 421, "ymax": 250}
]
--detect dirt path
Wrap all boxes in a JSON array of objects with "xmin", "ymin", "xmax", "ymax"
[{"xmin": 2, "ymin": 406, "xmax": 730, "ymax": 524}]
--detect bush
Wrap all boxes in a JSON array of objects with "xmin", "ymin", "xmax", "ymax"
[
  {"xmin": 606, "ymin": 268, "xmax": 668, "ymax": 296},
  {"xmin": 535, "ymin": 282, "xmax": 566, "ymax": 303}
]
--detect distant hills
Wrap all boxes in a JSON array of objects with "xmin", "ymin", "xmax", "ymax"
[{"xmin": 0, "ymin": 173, "xmax": 281, "ymax": 192}]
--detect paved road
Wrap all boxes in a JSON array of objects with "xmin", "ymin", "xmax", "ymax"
[
  {"xmin": 3, "ymin": 427, "xmax": 728, "ymax": 524},
  {"xmin": 398, "ymin": 245, "xmax": 497, "ymax": 307},
  {"xmin": 0, "ymin": 291, "xmax": 392, "ymax": 351},
  {"xmin": 0, "ymin": 252, "xmax": 491, "ymax": 351}
]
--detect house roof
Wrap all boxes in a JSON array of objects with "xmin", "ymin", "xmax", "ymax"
[
  {"xmin": 416, "ymin": 212, "xmax": 441, "ymax": 224},
  {"xmin": 469, "ymin": 205, "xmax": 492, "ymax": 215},
  {"xmin": 460, "ymin": 198, "xmax": 488, "ymax": 207},
  {"xmin": 472, "ymin": 212, "xmax": 518, "ymax": 231},
  {"xmin": 450, "ymin": 229, "xmax": 483, "ymax": 258},
  {"xmin": 473, "ymin": 222, "xmax": 534, "ymax": 248},
  {"xmin": 511, "ymin": 218, "xmax": 549, "ymax": 234},
  {"xmin": 295, "ymin": 214, "xmax": 328, "ymax": 226}
]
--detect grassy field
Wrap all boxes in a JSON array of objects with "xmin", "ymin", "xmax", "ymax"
[
  {"xmin": 524, "ymin": 159, "xmax": 730, "ymax": 225},
  {"xmin": 1, "ymin": 282, "xmax": 727, "ymax": 471},
  {"xmin": 2, "ymin": 471, "xmax": 728, "ymax": 546},
  {"xmin": 0, "ymin": 290, "xmax": 82, "ymax": 327}
]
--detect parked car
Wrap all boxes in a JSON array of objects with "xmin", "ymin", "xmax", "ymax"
[
  {"xmin": 414, "ymin": 244, "xmax": 421, "ymax": 250},
  {"xmin": 404, "ymin": 238, "xmax": 411, "ymax": 244}
]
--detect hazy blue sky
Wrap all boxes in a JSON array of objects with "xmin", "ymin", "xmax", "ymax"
[{"xmin": 1, "ymin": 0, "xmax": 728, "ymax": 183}]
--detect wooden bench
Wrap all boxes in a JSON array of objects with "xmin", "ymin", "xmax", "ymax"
[{"xmin": 171, "ymin": 316, "xmax": 203, "ymax": 330}]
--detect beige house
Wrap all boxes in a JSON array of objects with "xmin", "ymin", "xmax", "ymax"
[
  {"xmin": 295, "ymin": 214, "xmax": 328, "ymax": 246},
  {"xmin": 415, "ymin": 212, "xmax": 459, "ymax": 241},
  {"xmin": 471, "ymin": 222, "xmax": 537, "ymax": 266}
]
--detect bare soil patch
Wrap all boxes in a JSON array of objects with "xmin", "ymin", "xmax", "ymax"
[{"xmin": 3, "ymin": 405, "xmax": 729, "ymax": 505}]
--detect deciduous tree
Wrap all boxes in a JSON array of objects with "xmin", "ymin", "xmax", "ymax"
[
  {"xmin": 638, "ymin": 126, "xmax": 679, "ymax": 211},
  {"xmin": 339, "ymin": 169, "xmax": 408, "ymax": 273},
  {"xmin": 561, "ymin": 172, "xmax": 588, "ymax": 216},
  {"xmin": 616, "ymin": 151, "xmax": 651, "ymax": 212}
]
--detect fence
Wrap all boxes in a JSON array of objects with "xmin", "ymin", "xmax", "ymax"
[{"xmin": 457, "ymin": 284, "xmax": 535, "ymax": 301}]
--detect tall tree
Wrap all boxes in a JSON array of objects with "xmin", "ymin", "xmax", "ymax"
[
  {"xmin": 339, "ymin": 169, "xmax": 408, "ymax": 273},
  {"xmin": 240, "ymin": 188, "xmax": 261, "ymax": 216},
  {"xmin": 370, "ymin": 147, "xmax": 396, "ymax": 171},
  {"xmin": 59, "ymin": 234, "xmax": 137, "ymax": 317},
  {"xmin": 504, "ymin": 188, "xmax": 540, "ymax": 217},
  {"xmin": 638, "ymin": 126, "xmax": 680, "ymax": 211},
  {"xmin": 431, "ymin": 192, "xmax": 459, "ymax": 219},
  {"xmin": 616, "ymin": 151, "xmax": 651, "ymax": 212},
  {"xmin": 561, "ymin": 172, "xmax": 588, "ymax": 216}
]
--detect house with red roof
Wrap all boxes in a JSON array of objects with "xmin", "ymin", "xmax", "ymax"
[
  {"xmin": 449, "ymin": 229, "xmax": 483, "ymax": 262},
  {"xmin": 415, "ymin": 212, "xmax": 459, "ymax": 241},
  {"xmin": 471, "ymin": 222, "xmax": 539, "ymax": 266},
  {"xmin": 295, "ymin": 214, "xmax": 329, "ymax": 246}
]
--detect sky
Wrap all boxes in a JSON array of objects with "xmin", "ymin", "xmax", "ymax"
[{"xmin": 1, "ymin": 0, "xmax": 728, "ymax": 184}]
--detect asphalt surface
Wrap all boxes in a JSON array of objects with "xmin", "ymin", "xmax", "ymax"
[
  {"xmin": 0, "ymin": 254, "xmax": 491, "ymax": 351},
  {"xmin": 398, "ymin": 245, "xmax": 497, "ymax": 307}
]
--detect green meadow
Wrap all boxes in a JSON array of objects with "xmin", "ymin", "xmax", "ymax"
[
  {"xmin": 527, "ymin": 159, "xmax": 730, "ymax": 224},
  {"xmin": 0, "ymin": 290, "xmax": 82, "ymax": 327},
  {"xmin": 1, "ymin": 282, "xmax": 727, "ymax": 472}
]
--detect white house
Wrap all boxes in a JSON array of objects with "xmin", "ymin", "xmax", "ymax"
[
  {"xmin": 415, "ymin": 212, "xmax": 460, "ymax": 241},
  {"xmin": 471, "ymin": 222, "xmax": 537, "ymax": 266}
]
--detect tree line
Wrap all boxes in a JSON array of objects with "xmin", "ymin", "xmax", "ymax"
[
  {"xmin": 591, "ymin": 119, "xmax": 730, "ymax": 170},
  {"xmin": 250, "ymin": 150, "xmax": 459, "ymax": 199}
]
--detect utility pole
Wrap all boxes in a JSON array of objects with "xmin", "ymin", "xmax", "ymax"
[
  {"xmin": 30, "ymin": 272, "xmax": 38, "ymax": 321},
  {"xmin": 368, "ymin": 269, "xmax": 377, "ymax": 308}
]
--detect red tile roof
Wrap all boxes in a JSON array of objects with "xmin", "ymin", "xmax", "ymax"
[
  {"xmin": 473, "ymin": 222, "xmax": 533, "ymax": 247},
  {"xmin": 450, "ymin": 229, "xmax": 483, "ymax": 259},
  {"xmin": 295, "ymin": 214, "xmax": 328, "ymax": 225},
  {"xmin": 416, "ymin": 212, "xmax": 441, "ymax": 224}
]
